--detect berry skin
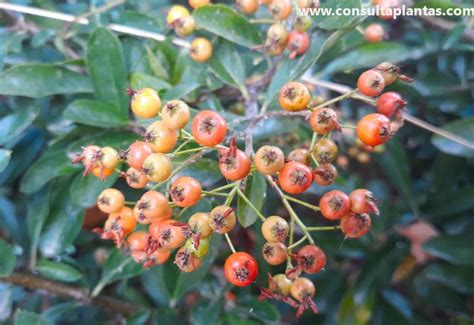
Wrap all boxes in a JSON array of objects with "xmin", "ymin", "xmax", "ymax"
[
  {"xmin": 357, "ymin": 70, "xmax": 386, "ymax": 97},
  {"xmin": 175, "ymin": 246, "xmax": 202, "ymax": 272},
  {"xmin": 147, "ymin": 249, "xmax": 171, "ymax": 266},
  {"xmin": 364, "ymin": 23, "xmax": 385, "ymax": 43},
  {"xmin": 190, "ymin": 37, "xmax": 213, "ymax": 62},
  {"xmin": 149, "ymin": 219, "xmax": 186, "ymax": 250},
  {"xmin": 97, "ymin": 188, "xmax": 125, "ymax": 214},
  {"xmin": 376, "ymin": 92, "xmax": 406, "ymax": 117},
  {"xmin": 161, "ymin": 100, "xmax": 191, "ymax": 130},
  {"xmin": 170, "ymin": 176, "xmax": 202, "ymax": 208},
  {"xmin": 278, "ymin": 161, "xmax": 313, "ymax": 194},
  {"xmin": 309, "ymin": 108, "xmax": 341, "ymax": 135},
  {"xmin": 255, "ymin": 145, "xmax": 285, "ymax": 175},
  {"xmin": 189, "ymin": 0, "xmax": 210, "ymax": 9},
  {"xmin": 103, "ymin": 207, "xmax": 137, "ymax": 246},
  {"xmin": 340, "ymin": 212, "xmax": 371, "ymax": 238},
  {"xmin": 91, "ymin": 166, "xmax": 114, "ymax": 179},
  {"xmin": 188, "ymin": 212, "xmax": 213, "ymax": 239},
  {"xmin": 262, "ymin": 242, "xmax": 288, "ymax": 265},
  {"xmin": 312, "ymin": 139, "xmax": 338, "ymax": 164},
  {"xmin": 313, "ymin": 164, "xmax": 338, "ymax": 186},
  {"xmin": 224, "ymin": 252, "xmax": 258, "ymax": 287},
  {"xmin": 130, "ymin": 88, "xmax": 161, "ymax": 119},
  {"xmin": 294, "ymin": 16, "xmax": 312, "ymax": 32},
  {"xmin": 319, "ymin": 190, "xmax": 351, "ymax": 220},
  {"xmin": 145, "ymin": 121, "xmax": 178, "ymax": 153},
  {"xmin": 279, "ymin": 82, "xmax": 311, "ymax": 112},
  {"xmin": 127, "ymin": 231, "xmax": 149, "ymax": 262},
  {"xmin": 261, "ymin": 216, "xmax": 289, "ymax": 243},
  {"xmin": 80, "ymin": 145, "xmax": 102, "ymax": 168},
  {"xmin": 236, "ymin": 0, "xmax": 259, "ymax": 15},
  {"xmin": 127, "ymin": 141, "xmax": 154, "ymax": 170},
  {"xmin": 167, "ymin": 5, "xmax": 190, "ymax": 25},
  {"xmin": 209, "ymin": 205, "xmax": 236, "ymax": 234},
  {"xmin": 290, "ymin": 277, "xmax": 315, "ymax": 301},
  {"xmin": 124, "ymin": 167, "xmax": 148, "ymax": 189},
  {"xmin": 99, "ymin": 147, "xmax": 119, "ymax": 169},
  {"xmin": 349, "ymin": 189, "xmax": 380, "ymax": 215},
  {"xmin": 265, "ymin": 24, "xmax": 289, "ymax": 56},
  {"xmin": 287, "ymin": 148, "xmax": 311, "ymax": 166},
  {"xmin": 356, "ymin": 113, "xmax": 391, "ymax": 147},
  {"xmin": 287, "ymin": 31, "xmax": 310, "ymax": 59},
  {"xmin": 218, "ymin": 147, "xmax": 251, "ymax": 181},
  {"xmin": 192, "ymin": 110, "xmax": 228, "ymax": 147},
  {"xmin": 270, "ymin": 274, "xmax": 292, "ymax": 296},
  {"xmin": 296, "ymin": 244, "xmax": 326, "ymax": 274},
  {"xmin": 133, "ymin": 190, "xmax": 172, "ymax": 224},
  {"xmin": 269, "ymin": 0, "xmax": 292, "ymax": 20},
  {"xmin": 143, "ymin": 153, "xmax": 173, "ymax": 182},
  {"xmin": 174, "ymin": 15, "xmax": 195, "ymax": 37}
]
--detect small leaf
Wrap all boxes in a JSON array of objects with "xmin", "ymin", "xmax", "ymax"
[
  {"xmin": 0, "ymin": 150, "xmax": 11, "ymax": 173},
  {"xmin": 0, "ymin": 106, "xmax": 38, "ymax": 145},
  {"xmin": 64, "ymin": 100, "xmax": 129, "ymax": 128},
  {"xmin": 193, "ymin": 5, "xmax": 261, "ymax": 48},
  {"xmin": 70, "ymin": 171, "xmax": 119, "ymax": 208},
  {"xmin": 0, "ymin": 239, "xmax": 16, "ymax": 277},
  {"xmin": 35, "ymin": 260, "xmax": 83, "ymax": 282},
  {"xmin": 431, "ymin": 117, "xmax": 474, "ymax": 158},
  {"xmin": 15, "ymin": 310, "xmax": 52, "ymax": 325},
  {"xmin": 238, "ymin": 172, "xmax": 266, "ymax": 227},
  {"xmin": 87, "ymin": 27, "xmax": 128, "ymax": 116},
  {"xmin": 130, "ymin": 73, "xmax": 171, "ymax": 91},
  {"xmin": 0, "ymin": 64, "xmax": 92, "ymax": 98},
  {"xmin": 423, "ymin": 235, "xmax": 474, "ymax": 266},
  {"xmin": 93, "ymin": 249, "xmax": 143, "ymax": 296}
]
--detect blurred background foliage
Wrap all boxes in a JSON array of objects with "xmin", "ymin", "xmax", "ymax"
[{"xmin": 0, "ymin": 0, "xmax": 473, "ymax": 324}]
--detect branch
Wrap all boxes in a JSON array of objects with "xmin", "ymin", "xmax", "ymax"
[
  {"xmin": 0, "ymin": 272, "xmax": 145, "ymax": 317},
  {"xmin": 419, "ymin": 16, "xmax": 474, "ymax": 43}
]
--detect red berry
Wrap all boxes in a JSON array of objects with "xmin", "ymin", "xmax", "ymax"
[
  {"xmin": 356, "ymin": 113, "xmax": 391, "ymax": 147},
  {"xmin": 340, "ymin": 212, "xmax": 371, "ymax": 238},
  {"xmin": 357, "ymin": 70, "xmax": 386, "ymax": 97},
  {"xmin": 319, "ymin": 190, "xmax": 351, "ymax": 220},
  {"xmin": 224, "ymin": 252, "xmax": 258, "ymax": 287},
  {"xmin": 376, "ymin": 92, "xmax": 406, "ymax": 117},
  {"xmin": 349, "ymin": 189, "xmax": 380, "ymax": 215},
  {"xmin": 192, "ymin": 110, "xmax": 227, "ymax": 147},
  {"xmin": 296, "ymin": 244, "xmax": 326, "ymax": 274},
  {"xmin": 170, "ymin": 176, "xmax": 202, "ymax": 208},
  {"xmin": 278, "ymin": 161, "xmax": 313, "ymax": 194},
  {"xmin": 287, "ymin": 31, "xmax": 310, "ymax": 59}
]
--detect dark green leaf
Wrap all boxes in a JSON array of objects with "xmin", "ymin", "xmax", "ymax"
[
  {"xmin": 15, "ymin": 310, "xmax": 52, "ymax": 325},
  {"xmin": 64, "ymin": 100, "xmax": 129, "ymax": 128},
  {"xmin": 237, "ymin": 172, "xmax": 266, "ymax": 227},
  {"xmin": 316, "ymin": 0, "xmax": 361, "ymax": 30},
  {"xmin": 431, "ymin": 117, "xmax": 474, "ymax": 158},
  {"xmin": 0, "ymin": 196, "xmax": 24, "ymax": 245},
  {"xmin": 27, "ymin": 187, "xmax": 52, "ymax": 269},
  {"xmin": 0, "ymin": 64, "xmax": 92, "ymax": 98},
  {"xmin": 425, "ymin": 185, "xmax": 474, "ymax": 219},
  {"xmin": 93, "ymin": 249, "xmax": 143, "ymax": 296},
  {"xmin": 423, "ymin": 263, "xmax": 474, "ymax": 295},
  {"xmin": 70, "ymin": 171, "xmax": 119, "ymax": 208},
  {"xmin": 20, "ymin": 149, "xmax": 80, "ymax": 194},
  {"xmin": 238, "ymin": 297, "xmax": 280, "ymax": 322},
  {"xmin": 130, "ymin": 72, "xmax": 171, "ymax": 91},
  {"xmin": 0, "ymin": 149, "xmax": 11, "ymax": 173},
  {"xmin": 0, "ymin": 106, "xmax": 38, "ymax": 145},
  {"xmin": 382, "ymin": 290, "xmax": 413, "ymax": 319},
  {"xmin": 39, "ymin": 182, "xmax": 85, "ymax": 257},
  {"xmin": 87, "ymin": 27, "xmax": 128, "ymax": 115},
  {"xmin": 0, "ymin": 239, "xmax": 16, "ymax": 277},
  {"xmin": 190, "ymin": 299, "xmax": 222, "ymax": 325},
  {"xmin": 41, "ymin": 302, "xmax": 81, "ymax": 323},
  {"xmin": 193, "ymin": 5, "xmax": 261, "ymax": 48},
  {"xmin": 34, "ymin": 260, "xmax": 83, "ymax": 282},
  {"xmin": 423, "ymin": 235, "xmax": 474, "ymax": 266}
]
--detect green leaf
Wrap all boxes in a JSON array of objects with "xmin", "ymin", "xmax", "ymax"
[
  {"xmin": 34, "ymin": 260, "xmax": 83, "ymax": 282},
  {"xmin": 0, "ymin": 106, "xmax": 38, "ymax": 145},
  {"xmin": 237, "ymin": 172, "xmax": 266, "ymax": 227},
  {"xmin": 0, "ymin": 149, "xmax": 11, "ymax": 173},
  {"xmin": 209, "ymin": 40, "xmax": 248, "ymax": 99},
  {"xmin": 423, "ymin": 263, "xmax": 474, "ymax": 295},
  {"xmin": 238, "ymin": 297, "xmax": 280, "ymax": 323},
  {"xmin": 93, "ymin": 249, "xmax": 143, "ymax": 296},
  {"xmin": 0, "ymin": 239, "xmax": 16, "ymax": 277},
  {"xmin": 27, "ymin": 187, "xmax": 52, "ymax": 269},
  {"xmin": 431, "ymin": 117, "xmax": 474, "ymax": 158},
  {"xmin": 130, "ymin": 73, "xmax": 171, "ymax": 91},
  {"xmin": 193, "ymin": 5, "xmax": 261, "ymax": 48},
  {"xmin": 376, "ymin": 139, "xmax": 418, "ymax": 216},
  {"xmin": 316, "ymin": 0, "xmax": 362, "ymax": 30},
  {"xmin": 15, "ymin": 310, "xmax": 52, "ymax": 325},
  {"xmin": 39, "ymin": 182, "xmax": 85, "ymax": 257},
  {"xmin": 70, "ymin": 171, "xmax": 119, "ymax": 208},
  {"xmin": 87, "ymin": 27, "xmax": 128, "ymax": 115},
  {"xmin": 64, "ymin": 100, "xmax": 129, "ymax": 128},
  {"xmin": 20, "ymin": 148, "xmax": 80, "ymax": 194},
  {"xmin": 423, "ymin": 235, "xmax": 474, "ymax": 266},
  {"xmin": 425, "ymin": 185, "xmax": 474, "ymax": 219},
  {"xmin": 0, "ymin": 64, "xmax": 92, "ymax": 98}
]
